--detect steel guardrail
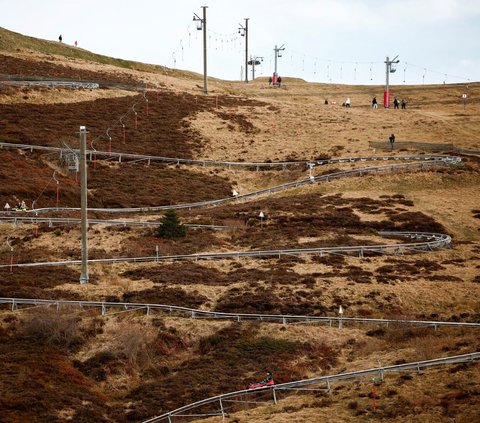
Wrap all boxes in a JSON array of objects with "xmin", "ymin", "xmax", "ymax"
[
  {"xmin": 0, "ymin": 142, "xmax": 461, "ymax": 169},
  {"xmin": 143, "ymin": 352, "xmax": 480, "ymax": 422},
  {"xmin": 0, "ymin": 80, "xmax": 99, "ymax": 89},
  {"xmin": 1, "ymin": 297, "xmax": 478, "ymax": 329},
  {"xmin": 4, "ymin": 159, "xmax": 459, "ymax": 216},
  {"xmin": 0, "ymin": 74, "xmax": 146, "ymax": 91},
  {"xmin": 0, "ymin": 232, "xmax": 452, "ymax": 269},
  {"xmin": 0, "ymin": 216, "xmax": 228, "ymax": 230}
]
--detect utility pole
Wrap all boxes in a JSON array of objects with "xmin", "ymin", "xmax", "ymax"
[
  {"xmin": 79, "ymin": 126, "xmax": 89, "ymax": 284},
  {"xmin": 193, "ymin": 6, "xmax": 208, "ymax": 94},
  {"xmin": 238, "ymin": 18, "xmax": 249, "ymax": 83},
  {"xmin": 274, "ymin": 44, "xmax": 285, "ymax": 76},
  {"xmin": 384, "ymin": 55, "xmax": 399, "ymax": 108}
]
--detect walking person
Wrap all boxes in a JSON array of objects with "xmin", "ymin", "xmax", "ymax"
[
  {"xmin": 58, "ymin": 34, "xmax": 62, "ymax": 43},
  {"xmin": 372, "ymin": 97, "xmax": 378, "ymax": 109},
  {"xmin": 401, "ymin": 99, "xmax": 407, "ymax": 109},
  {"xmin": 393, "ymin": 97, "xmax": 399, "ymax": 109},
  {"xmin": 389, "ymin": 133, "xmax": 395, "ymax": 151}
]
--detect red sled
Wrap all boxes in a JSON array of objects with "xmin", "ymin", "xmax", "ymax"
[{"xmin": 247, "ymin": 379, "xmax": 275, "ymax": 389}]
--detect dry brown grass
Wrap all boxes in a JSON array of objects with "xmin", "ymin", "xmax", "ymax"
[
  {"xmin": 190, "ymin": 79, "xmax": 480, "ymax": 162},
  {"xmin": 0, "ymin": 44, "xmax": 479, "ymax": 423}
]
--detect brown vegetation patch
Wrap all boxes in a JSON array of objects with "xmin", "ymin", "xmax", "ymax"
[
  {"xmin": 0, "ymin": 87, "xmax": 265, "ymax": 161},
  {"xmin": 122, "ymin": 287, "xmax": 208, "ymax": 308},
  {"xmin": 0, "ymin": 92, "xmax": 203, "ymax": 158},
  {"xmin": 0, "ymin": 150, "xmax": 232, "ymax": 209},
  {"xmin": 387, "ymin": 211, "xmax": 447, "ymax": 233},
  {"xmin": 121, "ymin": 228, "xmax": 224, "ymax": 257},
  {"xmin": 124, "ymin": 323, "xmax": 337, "ymax": 420},
  {"xmin": 122, "ymin": 262, "xmax": 226, "ymax": 285},
  {"xmin": 216, "ymin": 110, "xmax": 258, "ymax": 134},
  {"xmin": 0, "ymin": 266, "xmax": 82, "ymax": 298},
  {"xmin": 74, "ymin": 320, "xmax": 186, "ymax": 384},
  {"xmin": 375, "ymin": 259, "xmax": 447, "ymax": 284},
  {"xmin": 0, "ymin": 53, "xmax": 142, "ymax": 84},
  {"xmin": 214, "ymin": 285, "xmax": 333, "ymax": 315},
  {"xmin": 88, "ymin": 163, "xmax": 232, "ymax": 208},
  {"xmin": 0, "ymin": 315, "xmax": 109, "ymax": 422},
  {"xmin": 189, "ymin": 193, "xmax": 447, "ymax": 250},
  {"xmin": 0, "ymin": 150, "xmax": 78, "ymax": 209}
]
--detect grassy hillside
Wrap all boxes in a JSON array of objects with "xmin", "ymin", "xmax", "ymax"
[
  {"xmin": 0, "ymin": 27, "xmax": 154, "ymax": 70},
  {"xmin": 0, "ymin": 26, "xmax": 205, "ymax": 81},
  {"xmin": 0, "ymin": 31, "xmax": 479, "ymax": 423}
]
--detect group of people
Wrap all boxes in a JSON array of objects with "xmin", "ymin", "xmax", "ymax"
[
  {"xmin": 372, "ymin": 97, "xmax": 407, "ymax": 109},
  {"xmin": 10, "ymin": 200, "xmax": 28, "ymax": 211},
  {"xmin": 393, "ymin": 97, "xmax": 407, "ymax": 109},
  {"xmin": 268, "ymin": 73, "xmax": 282, "ymax": 87},
  {"xmin": 332, "ymin": 96, "xmax": 408, "ymax": 110}
]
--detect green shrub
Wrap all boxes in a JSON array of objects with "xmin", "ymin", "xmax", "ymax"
[{"xmin": 155, "ymin": 209, "xmax": 186, "ymax": 239}]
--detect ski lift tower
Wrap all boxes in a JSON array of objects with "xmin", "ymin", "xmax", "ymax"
[
  {"xmin": 238, "ymin": 18, "xmax": 249, "ymax": 83},
  {"xmin": 274, "ymin": 44, "xmax": 285, "ymax": 77},
  {"xmin": 384, "ymin": 55, "xmax": 399, "ymax": 108},
  {"xmin": 193, "ymin": 6, "xmax": 208, "ymax": 94},
  {"xmin": 248, "ymin": 56, "xmax": 263, "ymax": 80}
]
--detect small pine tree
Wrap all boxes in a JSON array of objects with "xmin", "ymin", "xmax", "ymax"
[{"xmin": 155, "ymin": 209, "xmax": 186, "ymax": 239}]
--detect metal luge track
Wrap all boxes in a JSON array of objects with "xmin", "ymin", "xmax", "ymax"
[
  {"xmin": 0, "ymin": 232, "xmax": 451, "ymax": 269},
  {"xmin": 0, "ymin": 141, "xmax": 461, "ymax": 169},
  {"xmin": 143, "ymin": 352, "xmax": 480, "ymax": 422},
  {"xmin": 0, "ymin": 216, "xmax": 228, "ymax": 230},
  {"xmin": 15, "ymin": 158, "xmax": 460, "ymax": 215},
  {"xmin": 0, "ymin": 81, "xmax": 99, "ymax": 89},
  {"xmin": 1, "ymin": 297, "xmax": 478, "ymax": 329}
]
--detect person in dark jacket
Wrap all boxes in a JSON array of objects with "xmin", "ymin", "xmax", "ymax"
[{"xmin": 389, "ymin": 133, "xmax": 395, "ymax": 150}]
